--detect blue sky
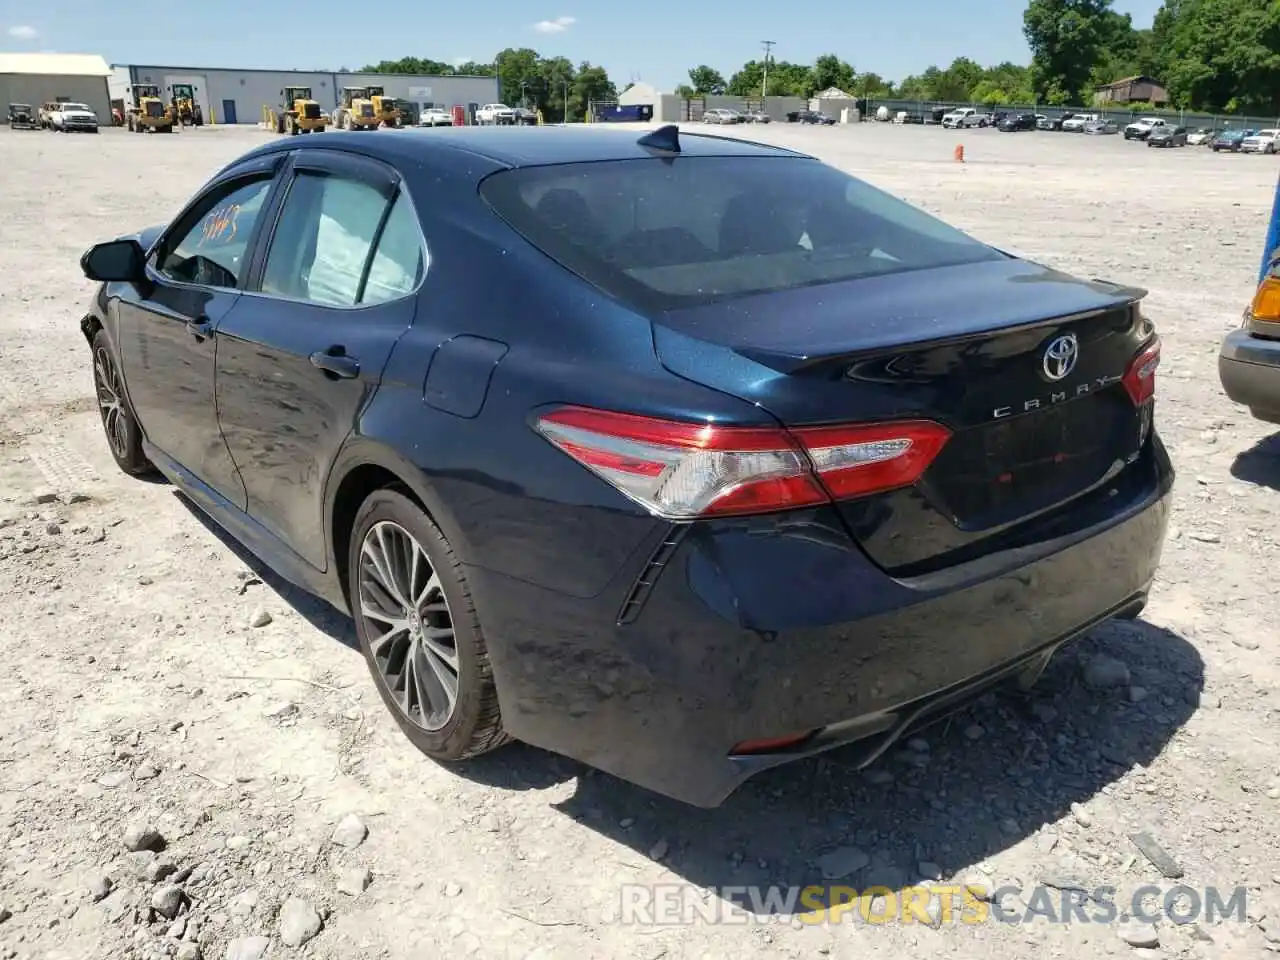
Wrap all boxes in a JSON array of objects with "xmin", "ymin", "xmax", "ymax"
[{"xmin": 4, "ymin": 0, "xmax": 1162, "ymax": 92}]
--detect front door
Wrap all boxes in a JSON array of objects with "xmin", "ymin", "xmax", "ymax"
[
  {"xmin": 116, "ymin": 168, "xmax": 282, "ymax": 508},
  {"xmin": 215, "ymin": 150, "xmax": 425, "ymax": 569},
  {"xmin": 221, "ymin": 99, "xmax": 237, "ymax": 124}
]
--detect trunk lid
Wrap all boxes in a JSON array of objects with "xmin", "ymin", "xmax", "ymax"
[{"xmin": 652, "ymin": 258, "xmax": 1155, "ymax": 574}]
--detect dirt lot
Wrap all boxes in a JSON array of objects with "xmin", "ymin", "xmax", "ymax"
[{"xmin": 0, "ymin": 121, "xmax": 1277, "ymax": 960}]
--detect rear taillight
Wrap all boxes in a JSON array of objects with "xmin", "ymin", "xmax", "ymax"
[
  {"xmin": 534, "ymin": 406, "xmax": 951, "ymax": 520},
  {"xmin": 1122, "ymin": 339, "xmax": 1160, "ymax": 406}
]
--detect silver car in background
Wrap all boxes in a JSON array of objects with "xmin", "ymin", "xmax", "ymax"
[{"xmin": 702, "ymin": 108, "xmax": 743, "ymax": 124}]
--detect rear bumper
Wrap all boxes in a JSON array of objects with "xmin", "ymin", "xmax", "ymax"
[
  {"xmin": 472, "ymin": 441, "xmax": 1174, "ymax": 807},
  {"xmin": 1220, "ymin": 328, "xmax": 1280, "ymax": 424}
]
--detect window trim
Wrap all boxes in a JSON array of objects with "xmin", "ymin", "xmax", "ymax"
[
  {"xmin": 242, "ymin": 149, "xmax": 430, "ymax": 311},
  {"xmin": 146, "ymin": 153, "xmax": 289, "ymax": 293}
]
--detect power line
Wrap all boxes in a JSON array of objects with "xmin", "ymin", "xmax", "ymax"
[{"xmin": 761, "ymin": 40, "xmax": 776, "ymax": 99}]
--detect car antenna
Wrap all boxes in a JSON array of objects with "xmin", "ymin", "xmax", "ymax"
[{"xmin": 637, "ymin": 124, "xmax": 680, "ymax": 153}]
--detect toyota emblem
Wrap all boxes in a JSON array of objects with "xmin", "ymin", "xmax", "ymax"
[{"xmin": 1042, "ymin": 334, "xmax": 1079, "ymax": 381}]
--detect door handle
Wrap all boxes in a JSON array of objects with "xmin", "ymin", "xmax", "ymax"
[
  {"xmin": 186, "ymin": 317, "xmax": 213, "ymax": 341},
  {"xmin": 309, "ymin": 348, "xmax": 360, "ymax": 379}
]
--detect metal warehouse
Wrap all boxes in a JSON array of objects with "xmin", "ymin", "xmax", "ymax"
[
  {"xmin": 0, "ymin": 53, "xmax": 112, "ymax": 119},
  {"xmin": 109, "ymin": 64, "xmax": 499, "ymax": 126}
]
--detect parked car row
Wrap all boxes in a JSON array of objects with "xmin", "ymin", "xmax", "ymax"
[
  {"xmin": 701, "ymin": 107, "xmax": 774, "ymax": 124},
  {"xmin": 878, "ymin": 107, "xmax": 1278, "ymax": 153}
]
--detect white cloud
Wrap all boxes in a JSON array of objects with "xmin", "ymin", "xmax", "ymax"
[
  {"xmin": 531, "ymin": 15, "xmax": 575, "ymax": 33},
  {"xmin": 7, "ymin": 24, "xmax": 38, "ymax": 39},
  {"xmin": 452, "ymin": 56, "xmax": 472, "ymax": 66}
]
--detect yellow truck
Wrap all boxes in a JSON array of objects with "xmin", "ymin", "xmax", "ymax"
[
  {"xmin": 366, "ymin": 86, "xmax": 401, "ymax": 127},
  {"xmin": 277, "ymin": 86, "xmax": 327, "ymax": 135},
  {"xmin": 169, "ymin": 83, "xmax": 204, "ymax": 126},
  {"xmin": 127, "ymin": 84, "xmax": 174, "ymax": 133},
  {"xmin": 333, "ymin": 87, "xmax": 381, "ymax": 130}
]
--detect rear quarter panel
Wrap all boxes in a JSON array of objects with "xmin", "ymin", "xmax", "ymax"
[{"xmin": 348, "ymin": 162, "xmax": 775, "ymax": 599}]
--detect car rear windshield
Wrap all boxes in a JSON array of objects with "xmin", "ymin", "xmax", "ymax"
[{"xmin": 480, "ymin": 156, "xmax": 1003, "ymax": 311}]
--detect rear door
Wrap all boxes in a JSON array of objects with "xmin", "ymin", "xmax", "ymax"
[{"xmin": 214, "ymin": 149, "xmax": 426, "ymax": 570}]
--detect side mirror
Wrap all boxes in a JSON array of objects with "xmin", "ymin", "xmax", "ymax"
[{"xmin": 81, "ymin": 239, "xmax": 146, "ymax": 283}]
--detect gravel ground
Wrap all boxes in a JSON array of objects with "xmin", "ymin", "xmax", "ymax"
[{"xmin": 0, "ymin": 121, "xmax": 1277, "ymax": 960}]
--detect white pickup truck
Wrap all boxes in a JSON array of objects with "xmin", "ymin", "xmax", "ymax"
[
  {"xmin": 941, "ymin": 107, "xmax": 987, "ymax": 129},
  {"xmin": 1061, "ymin": 113, "xmax": 1097, "ymax": 132},
  {"xmin": 49, "ymin": 101, "xmax": 100, "ymax": 133},
  {"xmin": 1123, "ymin": 117, "xmax": 1167, "ymax": 140},
  {"xmin": 476, "ymin": 103, "xmax": 517, "ymax": 125}
]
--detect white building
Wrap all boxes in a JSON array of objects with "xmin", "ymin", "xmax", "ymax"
[
  {"xmin": 619, "ymin": 81, "xmax": 808, "ymax": 123},
  {"xmin": 109, "ymin": 64, "xmax": 499, "ymax": 125},
  {"xmin": 0, "ymin": 53, "xmax": 112, "ymax": 119}
]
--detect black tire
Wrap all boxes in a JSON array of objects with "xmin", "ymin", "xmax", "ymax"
[
  {"xmin": 348, "ymin": 489, "xmax": 508, "ymax": 762},
  {"xmin": 91, "ymin": 329, "xmax": 152, "ymax": 476}
]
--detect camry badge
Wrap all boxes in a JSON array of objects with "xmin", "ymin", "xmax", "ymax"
[{"xmin": 1042, "ymin": 334, "xmax": 1079, "ymax": 381}]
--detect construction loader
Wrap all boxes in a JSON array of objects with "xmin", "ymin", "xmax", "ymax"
[
  {"xmin": 169, "ymin": 83, "xmax": 204, "ymax": 126},
  {"xmin": 126, "ymin": 84, "xmax": 175, "ymax": 133},
  {"xmin": 332, "ymin": 87, "xmax": 380, "ymax": 130},
  {"xmin": 365, "ymin": 86, "xmax": 402, "ymax": 127},
  {"xmin": 276, "ymin": 86, "xmax": 326, "ymax": 135}
]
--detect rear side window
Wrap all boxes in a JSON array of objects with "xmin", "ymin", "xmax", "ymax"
[
  {"xmin": 261, "ymin": 173, "xmax": 388, "ymax": 307},
  {"xmin": 259, "ymin": 174, "xmax": 425, "ymax": 307},
  {"xmin": 481, "ymin": 157, "xmax": 1002, "ymax": 311}
]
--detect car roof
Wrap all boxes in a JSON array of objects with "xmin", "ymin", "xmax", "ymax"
[{"xmin": 250, "ymin": 125, "xmax": 812, "ymax": 170}]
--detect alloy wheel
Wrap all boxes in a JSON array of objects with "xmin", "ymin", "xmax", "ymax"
[
  {"xmin": 93, "ymin": 344, "xmax": 129, "ymax": 459},
  {"xmin": 357, "ymin": 520, "xmax": 460, "ymax": 731}
]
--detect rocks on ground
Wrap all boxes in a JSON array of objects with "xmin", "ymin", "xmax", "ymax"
[
  {"xmin": 278, "ymin": 898, "xmax": 324, "ymax": 947},
  {"xmin": 224, "ymin": 936, "xmax": 270, "ymax": 960},
  {"xmin": 331, "ymin": 813, "xmax": 369, "ymax": 849},
  {"xmin": 337, "ymin": 867, "xmax": 373, "ymax": 897},
  {"xmin": 123, "ymin": 823, "xmax": 165, "ymax": 853}
]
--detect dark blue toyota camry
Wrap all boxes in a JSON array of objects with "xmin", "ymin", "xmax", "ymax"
[{"xmin": 79, "ymin": 125, "xmax": 1172, "ymax": 807}]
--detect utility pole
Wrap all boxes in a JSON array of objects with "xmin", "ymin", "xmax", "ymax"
[{"xmin": 761, "ymin": 40, "xmax": 775, "ymax": 99}]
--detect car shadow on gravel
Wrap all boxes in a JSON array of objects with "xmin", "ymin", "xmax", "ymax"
[
  {"xmin": 1230, "ymin": 431, "xmax": 1280, "ymax": 490},
  {"xmin": 543, "ymin": 616, "xmax": 1203, "ymax": 917},
  {"xmin": 174, "ymin": 494, "xmax": 358, "ymax": 650}
]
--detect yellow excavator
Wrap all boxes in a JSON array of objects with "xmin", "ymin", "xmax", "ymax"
[
  {"xmin": 276, "ymin": 86, "xmax": 327, "ymax": 135},
  {"xmin": 169, "ymin": 83, "xmax": 204, "ymax": 127},
  {"xmin": 126, "ymin": 84, "xmax": 174, "ymax": 133},
  {"xmin": 333, "ymin": 87, "xmax": 380, "ymax": 130},
  {"xmin": 366, "ymin": 86, "xmax": 401, "ymax": 127}
]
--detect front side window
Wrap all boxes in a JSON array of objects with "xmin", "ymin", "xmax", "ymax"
[
  {"xmin": 157, "ymin": 177, "xmax": 273, "ymax": 289},
  {"xmin": 260, "ymin": 172, "xmax": 421, "ymax": 307},
  {"xmin": 481, "ymin": 156, "xmax": 1003, "ymax": 312}
]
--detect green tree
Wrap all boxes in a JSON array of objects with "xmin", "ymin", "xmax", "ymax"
[
  {"xmin": 1159, "ymin": 0, "xmax": 1280, "ymax": 112},
  {"xmin": 853, "ymin": 71, "xmax": 895, "ymax": 96},
  {"xmin": 539, "ymin": 55, "xmax": 576, "ymax": 120},
  {"xmin": 362, "ymin": 57, "xmax": 459, "ymax": 75},
  {"xmin": 810, "ymin": 54, "xmax": 856, "ymax": 93},
  {"xmin": 453, "ymin": 61, "xmax": 495, "ymax": 77},
  {"xmin": 494, "ymin": 48, "xmax": 544, "ymax": 108},
  {"xmin": 1023, "ymin": 0, "xmax": 1115, "ymax": 103},
  {"xmin": 727, "ymin": 60, "xmax": 764, "ymax": 96},
  {"xmin": 687, "ymin": 65, "xmax": 727, "ymax": 94},
  {"xmin": 573, "ymin": 63, "xmax": 617, "ymax": 119}
]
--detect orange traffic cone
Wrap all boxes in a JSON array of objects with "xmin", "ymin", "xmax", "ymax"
[{"xmin": 954, "ymin": 143, "xmax": 965, "ymax": 162}]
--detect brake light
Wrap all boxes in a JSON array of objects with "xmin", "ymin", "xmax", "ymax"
[
  {"xmin": 1122, "ymin": 339, "xmax": 1161, "ymax": 406},
  {"xmin": 534, "ymin": 406, "xmax": 951, "ymax": 520}
]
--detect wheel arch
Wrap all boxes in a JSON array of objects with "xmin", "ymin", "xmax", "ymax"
[{"xmin": 325, "ymin": 438, "xmax": 472, "ymax": 610}]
